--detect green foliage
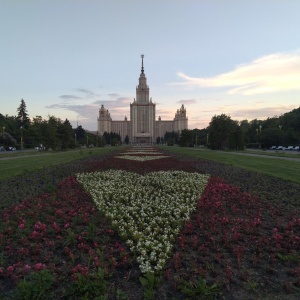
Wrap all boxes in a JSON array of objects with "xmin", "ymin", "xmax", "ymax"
[
  {"xmin": 110, "ymin": 137, "xmax": 119, "ymax": 146},
  {"xmin": 139, "ymin": 272, "xmax": 161, "ymax": 300},
  {"xmin": 64, "ymin": 268, "xmax": 108, "ymax": 299},
  {"xmin": 46, "ymin": 183, "xmax": 57, "ymax": 194},
  {"xmin": 65, "ymin": 228, "xmax": 77, "ymax": 247},
  {"xmin": 208, "ymin": 114, "xmax": 240, "ymax": 150},
  {"xmin": 124, "ymin": 134, "xmax": 129, "ymax": 145},
  {"xmin": 178, "ymin": 276, "xmax": 221, "ymax": 299},
  {"xmin": 179, "ymin": 129, "xmax": 193, "ymax": 147},
  {"xmin": 13, "ymin": 270, "xmax": 54, "ymax": 300},
  {"xmin": 103, "ymin": 131, "xmax": 121, "ymax": 145},
  {"xmin": 246, "ymin": 280, "xmax": 258, "ymax": 291},
  {"xmin": 277, "ymin": 253, "xmax": 300, "ymax": 262},
  {"xmin": 75, "ymin": 125, "xmax": 86, "ymax": 145},
  {"xmin": 116, "ymin": 288, "xmax": 129, "ymax": 300},
  {"xmin": 164, "ymin": 131, "xmax": 179, "ymax": 144},
  {"xmin": 16, "ymin": 99, "xmax": 30, "ymax": 129},
  {"xmin": 167, "ymin": 137, "xmax": 175, "ymax": 146}
]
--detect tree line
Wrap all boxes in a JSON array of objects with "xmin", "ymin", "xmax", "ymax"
[
  {"xmin": 158, "ymin": 107, "xmax": 300, "ymax": 150},
  {"xmin": 0, "ymin": 99, "xmax": 107, "ymax": 150},
  {"xmin": 1, "ymin": 99, "xmax": 299, "ymax": 151}
]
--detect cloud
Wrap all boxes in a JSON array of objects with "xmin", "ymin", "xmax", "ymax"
[
  {"xmin": 230, "ymin": 105, "xmax": 299, "ymax": 120},
  {"xmin": 107, "ymin": 93, "xmax": 120, "ymax": 98},
  {"xmin": 75, "ymin": 88, "xmax": 99, "ymax": 98},
  {"xmin": 174, "ymin": 50, "xmax": 300, "ymax": 95},
  {"xmin": 46, "ymin": 94, "xmax": 134, "ymax": 130},
  {"xmin": 60, "ymin": 88, "xmax": 101, "ymax": 101},
  {"xmin": 59, "ymin": 95, "xmax": 82, "ymax": 100},
  {"xmin": 176, "ymin": 99, "xmax": 197, "ymax": 105}
]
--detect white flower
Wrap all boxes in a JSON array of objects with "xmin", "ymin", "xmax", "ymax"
[{"xmin": 76, "ymin": 169, "xmax": 209, "ymax": 273}]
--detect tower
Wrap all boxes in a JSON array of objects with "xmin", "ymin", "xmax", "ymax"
[
  {"xmin": 97, "ymin": 55, "xmax": 188, "ymax": 145},
  {"xmin": 130, "ymin": 54, "xmax": 156, "ymax": 144},
  {"xmin": 174, "ymin": 104, "xmax": 188, "ymax": 132},
  {"xmin": 97, "ymin": 104, "xmax": 112, "ymax": 135}
]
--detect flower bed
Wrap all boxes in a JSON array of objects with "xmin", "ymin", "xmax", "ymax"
[
  {"xmin": 115, "ymin": 155, "xmax": 169, "ymax": 161},
  {"xmin": 120, "ymin": 151, "xmax": 162, "ymax": 155},
  {"xmin": 76, "ymin": 170, "xmax": 209, "ymax": 273},
  {"xmin": 0, "ymin": 146, "xmax": 299, "ymax": 299}
]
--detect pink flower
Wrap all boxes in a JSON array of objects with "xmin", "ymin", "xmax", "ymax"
[
  {"xmin": 7, "ymin": 266, "xmax": 14, "ymax": 275},
  {"xmin": 64, "ymin": 223, "xmax": 70, "ymax": 229},
  {"xmin": 34, "ymin": 221, "xmax": 47, "ymax": 231},
  {"xmin": 34, "ymin": 263, "xmax": 46, "ymax": 271},
  {"xmin": 19, "ymin": 223, "xmax": 25, "ymax": 230},
  {"xmin": 24, "ymin": 264, "xmax": 31, "ymax": 271},
  {"xmin": 52, "ymin": 222, "xmax": 61, "ymax": 233}
]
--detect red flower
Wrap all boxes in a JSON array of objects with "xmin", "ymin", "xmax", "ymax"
[
  {"xmin": 7, "ymin": 266, "xmax": 14, "ymax": 275},
  {"xmin": 34, "ymin": 263, "xmax": 46, "ymax": 271}
]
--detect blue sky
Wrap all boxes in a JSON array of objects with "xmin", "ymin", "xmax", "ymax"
[{"xmin": 1, "ymin": 0, "xmax": 300, "ymax": 130}]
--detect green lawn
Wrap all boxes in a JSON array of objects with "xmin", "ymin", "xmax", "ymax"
[
  {"xmin": 159, "ymin": 146, "xmax": 300, "ymax": 184},
  {"xmin": 2, "ymin": 145, "xmax": 300, "ymax": 184},
  {"xmin": 0, "ymin": 147, "xmax": 120, "ymax": 180}
]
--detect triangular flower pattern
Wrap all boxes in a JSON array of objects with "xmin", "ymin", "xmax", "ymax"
[
  {"xmin": 76, "ymin": 169, "xmax": 209, "ymax": 273},
  {"xmin": 115, "ymin": 155, "xmax": 169, "ymax": 161}
]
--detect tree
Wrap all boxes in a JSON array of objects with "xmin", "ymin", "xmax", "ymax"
[
  {"xmin": 57, "ymin": 119, "xmax": 74, "ymax": 149},
  {"xmin": 179, "ymin": 129, "xmax": 193, "ymax": 147},
  {"xmin": 164, "ymin": 131, "xmax": 179, "ymax": 145},
  {"xmin": 75, "ymin": 125, "xmax": 86, "ymax": 145},
  {"xmin": 208, "ymin": 114, "xmax": 239, "ymax": 150},
  {"xmin": 167, "ymin": 138, "xmax": 175, "ymax": 146},
  {"xmin": 124, "ymin": 135, "xmax": 129, "ymax": 145},
  {"xmin": 110, "ymin": 138, "xmax": 118, "ymax": 146},
  {"xmin": 16, "ymin": 99, "xmax": 30, "ymax": 128},
  {"xmin": 103, "ymin": 132, "xmax": 110, "ymax": 145}
]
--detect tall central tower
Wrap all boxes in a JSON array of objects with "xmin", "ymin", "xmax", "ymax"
[{"xmin": 130, "ymin": 55, "xmax": 156, "ymax": 144}]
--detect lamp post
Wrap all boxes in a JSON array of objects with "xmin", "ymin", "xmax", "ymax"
[
  {"xmin": 86, "ymin": 135, "xmax": 89, "ymax": 147},
  {"xmin": 20, "ymin": 126, "xmax": 23, "ymax": 150},
  {"xmin": 206, "ymin": 133, "xmax": 209, "ymax": 148},
  {"xmin": 2, "ymin": 126, "xmax": 5, "ymax": 138},
  {"xmin": 75, "ymin": 133, "xmax": 77, "ymax": 147},
  {"xmin": 259, "ymin": 125, "xmax": 262, "ymax": 149}
]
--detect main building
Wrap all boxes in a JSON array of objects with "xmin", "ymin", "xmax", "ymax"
[{"xmin": 97, "ymin": 55, "xmax": 188, "ymax": 144}]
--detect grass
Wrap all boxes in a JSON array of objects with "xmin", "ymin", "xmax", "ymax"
[
  {"xmin": 0, "ymin": 147, "xmax": 121, "ymax": 180},
  {"xmin": 158, "ymin": 146, "xmax": 300, "ymax": 184}
]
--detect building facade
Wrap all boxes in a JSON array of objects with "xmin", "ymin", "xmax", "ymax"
[{"xmin": 97, "ymin": 55, "xmax": 188, "ymax": 144}]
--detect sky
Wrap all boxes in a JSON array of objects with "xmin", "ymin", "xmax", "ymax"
[{"xmin": 1, "ymin": 0, "xmax": 300, "ymax": 131}]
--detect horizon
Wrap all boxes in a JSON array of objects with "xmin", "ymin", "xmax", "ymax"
[{"xmin": 1, "ymin": 1, "xmax": 300, "ymax": 130}]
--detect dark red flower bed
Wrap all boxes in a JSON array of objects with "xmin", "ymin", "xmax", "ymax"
[
  {"xmin": 158, "ymin": 176, "xmax": 300, "ymax": 299},
  {"xmin": 0, "ymin": 148, "xmax": 300, "ymax": 299}
]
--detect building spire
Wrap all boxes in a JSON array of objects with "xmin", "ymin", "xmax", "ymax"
[{"xmin": 141, "ymin": 54, "xmax": 144, "ymax": 74}]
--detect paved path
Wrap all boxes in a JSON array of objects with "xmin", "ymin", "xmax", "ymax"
[
  {"xmin": 0, "ymin": 151, "xmax": 49, "ymax": 160},
  {"xmin": 218, "ymin": 150, "xmax": 300, "ymax": 162},
  {"xmin": 190, "ymin": 148, "xmax": 300, "ymax": 162}
]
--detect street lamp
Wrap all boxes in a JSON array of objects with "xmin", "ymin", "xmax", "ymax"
[
  {"xmin": 259, "ymin": 125, "xmax": 262, "ymax": 149},
  {"xmin": 20, "ymin": 126, "xmax": 23, "ymax": 150},
  {"xmin": 75, "ymin": 133, "xmax": 77, "ymax": 147},
  {"xmin": 206, "ymin": 133, "xmax": 209, "ymax": 148},
  {"xmin": 2, "ymin": 126, "xmax": 5, "ymax": 138},
  {"xmin": 86, "ymin": 135, "xmax": 89, "ymax": 147}
]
